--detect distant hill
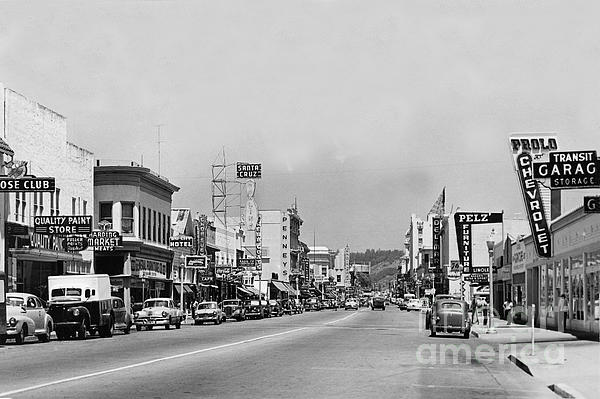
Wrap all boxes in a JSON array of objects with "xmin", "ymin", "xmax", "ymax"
[{"xmin": 351, "ymin": 249, "xmax": 403, "ymax": 290}]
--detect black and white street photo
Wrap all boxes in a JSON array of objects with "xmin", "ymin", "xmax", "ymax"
[{"xmin": 1, "ymin": 1, "xmax": 599, "ymax": 398}]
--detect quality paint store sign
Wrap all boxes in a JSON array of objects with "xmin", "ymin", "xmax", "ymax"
[{"xmin": 34, "ymin": 216, "xmax": 92, "ymax": 235}]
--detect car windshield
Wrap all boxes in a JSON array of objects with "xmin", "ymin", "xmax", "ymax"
[
  {"xmin": 199, "ymin": 303, "xmax": 217, "ymax": 309},
  {"xmin": 440, "ymin": 303, "xmax": 462, "ymax": 310},
  {"xmin": 145, "ymin": 300, "xmax": 169, "ymax": 308},
  {"xmin": 223, "ymin": 301, "xmax": 239, "ymax": 306},
  {"xmin": 51, "ymin": 288, "xmax": 82, "ymax": 297},
  {"xmin": 7, "ymin": 296, "xmax": 24, "ymax": 307}
]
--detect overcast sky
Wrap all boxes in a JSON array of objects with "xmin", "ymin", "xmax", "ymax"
[{"xmin": 2, "ymin": 0, "xmax": 600, "ymax": 251}]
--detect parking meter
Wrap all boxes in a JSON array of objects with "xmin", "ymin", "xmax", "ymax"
[{"xmin": 0, "ymin": 271, "xmax": 6, "ymax": 344}]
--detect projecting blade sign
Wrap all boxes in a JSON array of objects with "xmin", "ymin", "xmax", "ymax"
[{"xmin": 454, "ymin": 212, "xmax": 503, "ymax": 274}]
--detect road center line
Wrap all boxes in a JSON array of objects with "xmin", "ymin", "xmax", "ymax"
[
  {"xmin": 0, "ymin": 327, "xmax": 307, "ymax": 398},
  {"xmin": 325, "ymin": 311, "xmax": 360, "ymax": 325}
]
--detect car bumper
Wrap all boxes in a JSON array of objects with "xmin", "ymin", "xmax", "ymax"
[
  {"xmin": 432, "ymin": 325, "xmax": 469, "ymax": 333},
  {"xmin": 135, "ymin": 318, "xmax": 170, "ymax": 326},
  {"xmin": 194, "ymin": 316, "xmax": 219, "ymax": 322}
]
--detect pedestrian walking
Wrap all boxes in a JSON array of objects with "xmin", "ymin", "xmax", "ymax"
[
  {"xmin": 503, "ymin": 298, "xmax": 513, "ymax": 325},
  {"xmin": 191, "ymin": 298, "xmax": 199, "ymax": 319},
  {"xmin": 558, "ymin": 293, "xmax": 568, "ymax": 332},
  {"xmin": 471, "ymin": 297, "xmax": 478, "ymax": 324},
  {"xmin": 479, "ymin": 297, "xmax": 488, "ymax": 325}
]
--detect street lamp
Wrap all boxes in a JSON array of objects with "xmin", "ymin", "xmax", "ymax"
[
  {"xmin": 179, "ymin": 254, "xmax": 185, "ymax": 316},
  {"xmin": 486, "ymin": 230, "xmax": 497, "ymax": 334}
]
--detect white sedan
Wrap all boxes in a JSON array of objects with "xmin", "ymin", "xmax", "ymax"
[
  {"xmin": 3, "ymin": 293, "xmax": 53, "ymax": 344},
  {"xmin": 406, "ymin": 299, "xmax": 422, "ymax": 312}
]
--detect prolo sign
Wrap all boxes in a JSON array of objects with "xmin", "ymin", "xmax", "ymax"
[
  {"xmin": 0, "ymin": 177, "xmax": 55, "ymax": 192},
  {"xmin": 34, "ymin": 216, "xmax": 92, "ymax": 235},
  {"xmin": 533, "ymin": 150, "xmax": 600, "ymax": 189},
  {"xmin": 87, "ymin": 230, "xmax": 122, "ymax": 251},
  {"xmin": 584, "ymin": 196, "xmax": 600, "ymax": 213},
  {"xmin": 236, "ymin": 163, "xmax": 262, "ymax": 179}
]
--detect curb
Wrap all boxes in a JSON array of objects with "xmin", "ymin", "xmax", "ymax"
[
  {"xmin": 548, "ymin": 383, "xmax": 585, "ymax": 399},
  {"xmin": 507, "ymin": 354, "xmax": 533, "ymax": 376}
]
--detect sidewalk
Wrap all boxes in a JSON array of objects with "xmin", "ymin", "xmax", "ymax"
[{"xmin": 472, "ymin": 317, "xmax": 599, "ymax": 399}]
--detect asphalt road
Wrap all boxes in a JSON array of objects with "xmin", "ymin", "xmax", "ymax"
[{"xmin": 0, "ymin": 307, "xmax": 556, "ymax": 399}]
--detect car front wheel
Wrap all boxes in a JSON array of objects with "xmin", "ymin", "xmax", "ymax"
[{"xmin": 15, "ymin": 325, "xmax": 27, "ymax": 345}]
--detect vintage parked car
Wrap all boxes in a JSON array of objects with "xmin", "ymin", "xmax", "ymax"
[
  {"xmin": 406, "ymin": 299, "xmax": 422, "ymax": 312},
  {"xmin": 245, "ymin": 300, "xmax": 271, "ymax": 319},
  {"xmin": 324, "ymin": 299, "xmax": 339, "ymax": 310},
  {"xmin": 292, "ymin": 298, "xmax": 304, "ymax": 314},
  {"xmin": 3, "ymin": 293, "xmax": 53, "ymax": 344},
  {"xmin": 344, "ymin": 298, "xmax": 359, "ymax": 310},
  {"xmin": 371, "ymin": 297, "xmax": 386, "ymax": 311},
  {"xmin": 268, "ymin": 300, "xmax": 284, "ymax": 317},
  {"xmin": 428, "ymin": 299, "xmax": 471, "ymax": 338},
  {"xmin": 134, "ymin": 298, "xmax": 184, "ymax": 330},
  {"xmin": 397, "ymin": 298, "xmax": 407, "ymax": 310},
  {"xmin": 304, "ymin": 297, "xmax": 322, "ymax": 312},
  {"xmin": 108, "ymin": 297, "xmax": 132, "ymax": 334},
  {"xmin": 194, "ymin": 301, "xmax": 225, "ymax": 325},
  {"xmin": 280, "ymin": 299, "xmax": 295, "ymax": 315},
  {"xmin": 222, "ymin": 299, "xmax": 246, "ymax": 321}
]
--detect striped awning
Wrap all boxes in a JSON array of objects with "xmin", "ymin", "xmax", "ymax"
[{"xmin": 0, "ymin": 137, "xmax": 14, "ymax": 157}]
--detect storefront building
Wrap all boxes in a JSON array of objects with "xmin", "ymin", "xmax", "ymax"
[
  {"xmin": 518, "ymin": 206, "xmax": 600, "ymax": 336},
  {"xmin": 1, "ymin": 85, "xmax": 94, "ymax": 300},
  {"xmin": 93, "ymin": 161, "xmax": 179, "ymax": 311},
  {"xmin": 547, "ymin": 206, "xmax": 599, "ymax": 336}
]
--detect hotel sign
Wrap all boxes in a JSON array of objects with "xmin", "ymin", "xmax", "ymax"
[
  {"xmin": 0, "ymin": 177, "xmax": 55, "ymax": 192},
  {"xmin": 236, "ymin": 163, "xmax": 262, "ymax": 179},
  {"xmin": 255, "ymin": 215, "xmax": 262, "ymax": 271},
  {"xmin": 170, "ymin": 235, "xmax": 193, "ymax": 248},
  {"xmin": 34, "ymin": 216, "xmax": 92, "ymax": 235}
]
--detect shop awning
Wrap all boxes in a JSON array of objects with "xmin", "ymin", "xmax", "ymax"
[
  {"xmin": 244, "ymin": 286, "xmax": 262, "ymax": 297},
  {"xmin": 271, "ymin": 281, "xmax": 289, "ymax": 293},
  {"xmin": 237, "ymin": 286, "xmax": 254, "ymax": 296},
  {"xmin": 173, "ymin": 284, "xmax": 193, "ymax": 295},
  {"xmin": 9, "ymin": 248, "xmax": 83, "ymax": 262},
  {"xmin": 199, "ymin": 283, "xmax": 218, "ymax": 289},
  {"xmin": 283, "ymin": 282, "xmax": 298, "ymax": 296}
]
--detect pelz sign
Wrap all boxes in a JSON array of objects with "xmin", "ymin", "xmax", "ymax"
[{"xmin": 454, "ymin": 212, "xmax": 502, "ymax": 274}]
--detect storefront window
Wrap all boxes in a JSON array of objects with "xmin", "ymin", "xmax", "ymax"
[
  {"xmin": 571, "ymin": 255, "xmax": 584, "ymax": 320},
  {"xmin": 122, "ymin": 202, "xmax": 134, "ymax": 234},
  {"xmin": 547, "ymin": 263, "xmax": 554, "ymax": 314},
  {"xmin": 100, "ymin": 202, "xmax": 113, "ymax": 226},
  {"xmin": 540, "ymin": 264, "xmax": 546, "ymax": 310},
  {"xmin": 563, "ymin": 259, "xmax": 569, "ymax": 301},
  {"xmin": 586, "ymin": 249, "xmax": 600, "ymax": 320}
]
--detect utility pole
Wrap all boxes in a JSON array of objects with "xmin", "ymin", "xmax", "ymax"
[{"xmin": 156, "ymin": 124, "xmax": 164, "ymax": 175}]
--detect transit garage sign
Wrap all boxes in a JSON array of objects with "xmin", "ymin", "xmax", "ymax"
[{"xmin": 533, "ymin": 150, "xmax": 600, "ymax": 189}]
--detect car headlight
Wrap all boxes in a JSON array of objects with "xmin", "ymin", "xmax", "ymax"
[
  {"xmin": 162, "ymin": 311, "xmax": 168, "ymax": 317},
  {"xmin": 134, "ymin": 312, "xmax": 140, "ymax": 319},
  {"xmin": 212, "ymin": 311, "xmax": 217, "ymax": 315},
  {"xmin": 72, "ymin": 308, "xmax": 80, "ymax": 317},
  {"xmin": 9, "ymin": 317, "xmax": 17, "ymax": 327}
]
